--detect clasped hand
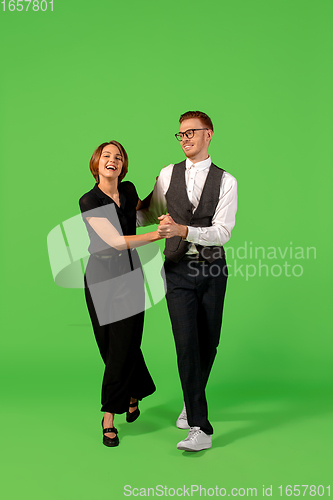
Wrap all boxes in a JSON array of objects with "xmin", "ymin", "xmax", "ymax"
[{"xmin": 157, "ymin": 214, "xmax": 188, "ymax": 239}]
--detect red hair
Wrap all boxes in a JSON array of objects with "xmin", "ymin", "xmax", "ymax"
[{"xmin": 179, "ymin": 111, "xmax": 214, "ymax": 132}]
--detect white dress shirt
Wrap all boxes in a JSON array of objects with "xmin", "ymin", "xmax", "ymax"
[{"xmin": 137, "ymin": 156, "xmax": 237, "ymax": 251}]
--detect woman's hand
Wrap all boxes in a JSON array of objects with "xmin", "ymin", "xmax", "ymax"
[
  {"xmin": 158, "ymin": 213, "xmax": 173, "ymax": 225},
  {"xmin": 157, "ymin": 214, "xmax": 188, "ymax": 239}
]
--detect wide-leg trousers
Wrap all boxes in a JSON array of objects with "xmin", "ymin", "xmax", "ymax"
[
  {"xmin": 165, "ymin": 257, "xmax": 228, "ymax": 435},
  {"xmin": 84, "ymin": 252, "xmax": 156, "ymax": 414}
]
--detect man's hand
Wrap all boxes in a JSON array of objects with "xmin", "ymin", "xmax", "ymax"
[
  {"xmin": 157, "ymin": 214, "xmax": 188, "ymax": 239},
  {"xmin": 158, "ymin": 213, "xmax": 174, "ymax": 226}
]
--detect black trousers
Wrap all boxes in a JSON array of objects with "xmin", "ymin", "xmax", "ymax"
[
  {"xmin": 165, "ymin": 257, "xmax": 228, "ymax": 435},
  {"xmin": 84, "ymin": 253, "xmax": 156, "ymax": 414}
]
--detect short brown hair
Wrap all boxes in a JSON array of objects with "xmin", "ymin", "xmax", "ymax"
[
  {"xmin": 179, "ymin": 111, "xmax": 213, "ymax": 132},
  {"xmin": 89, "ymin": 140, "xmax": 128, "ymax": 184}
]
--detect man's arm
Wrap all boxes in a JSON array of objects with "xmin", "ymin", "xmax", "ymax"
[
  {"xmin": 136, "ymin": 165, "xmax": 173, "ymax": 227},
  {"xmin": 157, "ymin": 172, "xmax": 237, "ymax": 245}
]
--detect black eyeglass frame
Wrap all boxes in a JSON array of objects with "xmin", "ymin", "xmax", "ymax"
[{"xmin": 174, "ymin": 128, "xmax": 209, "ymax": 141}]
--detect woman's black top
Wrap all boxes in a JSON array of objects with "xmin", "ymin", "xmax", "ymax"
[{"xmin": 79, "ymin": 181, "xmax": 138, "ymax": 256}]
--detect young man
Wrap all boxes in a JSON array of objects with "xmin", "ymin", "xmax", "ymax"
[{"xmin": 137, "ymin": 111, "xmax": 237, "ymax": 451}]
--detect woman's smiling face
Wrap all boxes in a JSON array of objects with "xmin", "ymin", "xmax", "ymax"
[{"xmin": 98, "ymin": 144, "xmax": 124, "ymax": 182}]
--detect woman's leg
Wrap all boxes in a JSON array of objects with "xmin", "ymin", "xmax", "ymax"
[
  {"xmin": 102, "ymin": 412, "xmax": 116, "ymax": 438},
  {"xmin": 84, "ymin": 256, "xmax": 155, "ymax": 419},
  {"xmin": 129, "ymin": 397, "xmax": 138, "ymax": 413},
  {"xmin": 101, "ymin": 311, "xmax": 155, "ymax": 414}
]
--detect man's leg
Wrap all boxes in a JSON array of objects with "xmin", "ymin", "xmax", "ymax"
[
  {"xmin": 196, "ymin": 258, "xmax": 228, "ymax": 388},
  {"xmin": 165, "ymin": 259, "xmax": 213, "ymax": 435}
]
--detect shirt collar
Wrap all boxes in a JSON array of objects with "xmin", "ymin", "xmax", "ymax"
[
  {"xmin": 185, "ymin": 156, "xmax": 211, "ymax": 171},
  {"xmin": 93, "ymin": 183, "xmax": 109, "ymax": 200},
  {"xmin": 92, "ymin": 183, "xmax": 125, "ymax": 208}
]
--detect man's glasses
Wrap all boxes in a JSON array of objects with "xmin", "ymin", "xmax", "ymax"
[{"xmin": 175, "ymin": 128, "xmax": 208, "ymax": 141}]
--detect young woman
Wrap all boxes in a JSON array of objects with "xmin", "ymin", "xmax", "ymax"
[{"xmin": 79, "ymin": 141, "xmax": 163, "ymax": 447}]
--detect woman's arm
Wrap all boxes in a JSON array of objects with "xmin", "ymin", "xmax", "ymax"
[
  {"xmin": 86, "ymin": 216, "xmax": 163, "ymax": 251},
  {"xmin": 135, "ymin": 176, "xmax": 159, "ymax": 211},
  {"xmin": 136, "ymin": 190, "xmax": 153, "ymax": 211}
]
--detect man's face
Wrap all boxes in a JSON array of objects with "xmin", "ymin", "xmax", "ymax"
[{"xmin": 178, "ymin": 118, "xmax": 213, "ymax": 163}]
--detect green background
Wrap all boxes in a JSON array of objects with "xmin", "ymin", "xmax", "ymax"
[{"xmin": 1, "ymin": 0, "xmax": 332, "ymax": 498}]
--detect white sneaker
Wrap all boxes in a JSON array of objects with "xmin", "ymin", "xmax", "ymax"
[
  {"xmin": 177, "ymin": 426, "xmax": 212, "ymax": 451},
  {"xmin": 176, "ymin": 403, "xmax": 190, "ymax": 429}
]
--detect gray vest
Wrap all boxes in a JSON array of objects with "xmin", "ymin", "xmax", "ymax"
[{"xmin": 164, "ymin": 161, "xmax": 225, "ymax": 263}]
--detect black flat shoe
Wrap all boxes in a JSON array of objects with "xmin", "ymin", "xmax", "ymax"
[
  {"xmin": 126, "ymin": 400, "xmax": 140, "ymax": 423},
  {"xmin": 102, "ymin": 418, "xmax": 119, "ymax": 447}
]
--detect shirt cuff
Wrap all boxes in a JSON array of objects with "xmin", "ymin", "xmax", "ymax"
[{"xmin": 186, "ymin": 226, "xmax": 200, "ymax": 244}]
